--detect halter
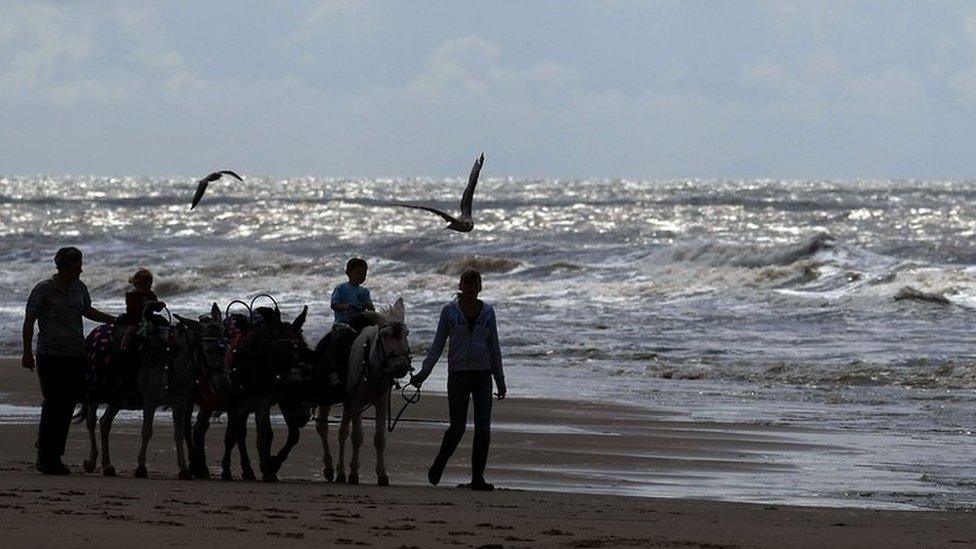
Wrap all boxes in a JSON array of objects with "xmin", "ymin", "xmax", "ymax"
[
  {"xmin": 365, "ymin": 321, "xmax": 412, "ymax": 384},
  {"xmin": 169, "ymin": 321, "xmax": 230, "ymax": 397}
]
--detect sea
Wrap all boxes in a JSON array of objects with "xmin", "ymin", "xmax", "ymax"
[{"xmin": 2, "ymin": 175, "xmax": 976, "ymax": 509}]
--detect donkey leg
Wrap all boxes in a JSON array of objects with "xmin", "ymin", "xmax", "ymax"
[
  {"xmin": 83, "ymin": 403, "xmax": 98, "ymax": 473},
  {"xmin": 187, "ymin": 407, "xmax": 213, "ymax": 478},
  {"xmin": 237, "ymin": 416, "xmax": 256, "ymax": 481},
  {"xmin": 190, "ymin": 408, "xmax": 213, "ymax": 478},
  {"xmin": 374, "ymin": 395, "xmax": 389, "ymax": 486},
  {"xmin": 173, "ymin": 400, "xmax": 193, "ymax": 480},
  {"xmin": 135, "ymin": 406, "xmax": 156, "ymax": 478},
  {"xmin": 99, "ymin": 405, "xmax": 120, "ymax": 477},
  {"xmin": 255, "ymin": 401, "xmax": 277, "ymax": 482},
  {"xmin": 315, "ymin": 405, "xmax": 334, "ymax": 481},
  {"xmin": 220, "ymin": 413, "xmax": 238, "ymax": 481},
  {"xmin": 273, "ymin": 405, "xmax": 304, "ymax": 475},
  {"xmin": 349, "ymin": 414, "xmax": 363, "ymax": 485},
  {"xmin": 335, "ymin": 410, "xmax": 350, "ymax": 483}
]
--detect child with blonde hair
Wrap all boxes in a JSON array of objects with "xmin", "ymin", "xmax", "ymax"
[{"xmin": 120, "ymin": 268, "xmax": 164, "ymax": 351}]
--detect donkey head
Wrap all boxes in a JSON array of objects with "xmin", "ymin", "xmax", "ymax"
[
  {"xmin": 374, "ymin": 297, "xmax": 412, "ymax": 379},
  {"xmin": 173, "ymin": 303, "xmax": 232, "ymax": 394}
]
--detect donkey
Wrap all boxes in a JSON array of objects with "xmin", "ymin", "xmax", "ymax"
[
  {"xmin": 171, "ymin": 303, "xmax": 255, "ymax": 480},
  {"xmin": 316, "ymin": 298, "xmax": 412, "ymax": 486},
  {"xmin": 81, "ymin": 314, "xmax": 194, "ymax": 479},
  {"xmin": 189, "ymin": 304, "xmax": 309, "ymax": 482}
]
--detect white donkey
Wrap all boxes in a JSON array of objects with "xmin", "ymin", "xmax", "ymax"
[{"xmin": 316, "ymin": 298, "xmax": 412, "ymax": 486}]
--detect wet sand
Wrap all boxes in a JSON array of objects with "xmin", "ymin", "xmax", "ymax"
[{"xmin": 1, "ymin": 358, "xmax": 974, "ymax": 548}]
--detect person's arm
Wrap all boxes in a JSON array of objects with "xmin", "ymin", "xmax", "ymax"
[
  {"xmin": 84, "ymin": 306, "xmax": 116, "ymax": 324},
  {"xmin": 22, "ymin": 311, "xmax": 36, "ymax": 371},
  {"xmin": 411, "ymin": 306, "xmax": 450, "ymax": 386},
  {"xmin": 363, "ymin": 289, "xmax": 375, "ymax": 312},
  {"xmin": 487, "ymin": 308, "xmax": 506, "ymax": 400}
]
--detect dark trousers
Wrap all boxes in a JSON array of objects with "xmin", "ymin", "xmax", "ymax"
[
  {"xmin": 36, "ymin": 354, "xmax": 85, "ymax": 463},
  {"xmin": 432, "ymin": 370, "xmax": 493, "ymax": 482}
]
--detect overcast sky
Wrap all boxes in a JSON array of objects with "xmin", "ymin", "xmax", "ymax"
[{"xmin": 2, "ymin": 1, "xmax": 975, "ymax": 179}]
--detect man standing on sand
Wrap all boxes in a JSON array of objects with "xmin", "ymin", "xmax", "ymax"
[{"xmin": 22, "ymin": 247, "xmax": 116, "ymax": 475}]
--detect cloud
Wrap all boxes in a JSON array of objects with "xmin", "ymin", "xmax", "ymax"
[
  {"xmin": 947, "ymin": 9, "xmax": 976, "ymax": 104},
  {"xmin": 846, "ymin": 66, "xmax": 927, "ymax": 114},
  {"xmin": 408, "ymin": 36, "xmax": 580, "ymax": 99},
  {"xmin": 0, "ymin": 4, "xmax": 94, "ymax": 97},
  {"xmin": 289, "ymin": 0, "xmax": 378, "ymax": 43}
]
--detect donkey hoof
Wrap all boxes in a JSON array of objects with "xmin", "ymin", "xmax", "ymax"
[
  {"xmin": 335, "ymin": 471, "xmax": 346, "ymax": 484},
  {"xmin": 221, "ymin": 470, "xmax": 233, "ymax": 481},
  {"xmin": 191, "ymin": 466, "xmax": 210, "ymax": 480},
  {"xmin": 178, "ymin": 469, "xmax": 194, "ymax": 481},
  {"xmin": 377, "ymin": 475, "xmax": 389, "ymax": 487},
  {"xmin": 348, "ymin": 472, "xmax": 359, "ymax": 485},
  {"xmin": 241, "ymin": 470, "xmax": 256, "ymax": 481},
  {"xmin": 134, "ymin": 466, "xmax": 148, "ymax": 479},
  {"xmin": 262, "ymin": 473, "xmax": 279, "ymax": 483},
  {"xmin": 323, "ymin": 469, "xmax": 334, "ymax": 482},
  {"xmin": 83, "ymin": 459, "xmax": 96, "ymax": 474},
  {"xmin": 103, "ymin": 465, "xmax": 116, "ymax": 477}
]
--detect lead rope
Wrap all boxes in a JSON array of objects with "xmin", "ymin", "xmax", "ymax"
[{"xmin": 386, "ymin": 381, "xmax": 421, "ymax": 432}]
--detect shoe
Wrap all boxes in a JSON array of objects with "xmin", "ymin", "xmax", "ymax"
[
  {"xmin": 469, "ymin": 477, "xmax": 494, "ymax": 491},
  {"xmin": 427, "ymin": 463, "xmax": 443, "ymax": 486},
  {"xmin": 36, "ymin": 460, "xmax": 70, "ymax": 476},
  {"xmin": 457, "ymin": 480, "xmax": 495, "ymax": 491}
]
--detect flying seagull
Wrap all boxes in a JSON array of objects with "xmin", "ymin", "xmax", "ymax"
[
  {"xmin": 189, "ymin": 170, "xmax": 244, "ymax": 210},
  {"xmin": 394, "ymin": 153, "xmax": 485, "ymax": 232}
]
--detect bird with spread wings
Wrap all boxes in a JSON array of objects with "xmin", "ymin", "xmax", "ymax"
[
  {"xmin": 393, "ymin": 153, "xmax": 485, "ymax": 233},
  {"xmin": 189, "ymin": 170, "xmax": 244, "ymax": 210}
]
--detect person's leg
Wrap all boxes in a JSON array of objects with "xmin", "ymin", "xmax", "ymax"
[
  {"xmin": 428, "ymin": 372, "xmax": 472, "ymax": 485},
  {"xmin": 35, "ymin": 354, "xmax": 58, "ymax": 467},
  {"xmin": 55, "ymin": 357, "xmax": 85, "ymax": 460},
  {"xmin": 36, "ymin": 355, "xmax": 83, "ymax": 472},
  {"xmin": 470, "ymin": 370, "xmax": 494, "ymax": 489}
]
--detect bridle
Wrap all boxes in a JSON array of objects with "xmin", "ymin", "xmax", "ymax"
[
  {"xmin": 367, "ymin": 321, "xmax": 412, "ymax": 381},
  {"xmin": 344, "ymin": 320, "xmax": 418, "ymax": 432}
]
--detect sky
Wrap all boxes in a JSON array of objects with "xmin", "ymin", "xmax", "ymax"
[{"xmin": 1, "ymin": 1, "xmax": 975, "ymax": 179}]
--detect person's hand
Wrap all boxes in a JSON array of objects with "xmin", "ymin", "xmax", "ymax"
[
  {"xmin": 21, "ymin": 352, "xmax": 34, "ymax": 372},
  {"xmin": 496, "ymin": 384, "xmax": 506, "ymax": 401}
]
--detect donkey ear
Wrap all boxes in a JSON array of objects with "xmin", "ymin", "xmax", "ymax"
[
  {"xmin": 293, "ymin": 305, "xmax": 308, "ymax": 329},
  {"xmin": 211, "ymin": 302, "xmax": 221, "ymax": 323},
  {"xmin": 392, "ymin": 297, "xmax": 405, "ymax": 322},
  {"xmin": 175, "ymin": 314, "xmax": 200, "ymax": 330}
]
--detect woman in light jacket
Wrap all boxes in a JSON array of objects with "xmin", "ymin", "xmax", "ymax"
[{"xmin": 411, "ymin": 268, "xmax": 506, "ymax": 491}]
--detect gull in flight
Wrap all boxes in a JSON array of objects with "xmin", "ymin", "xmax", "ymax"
[
  {"xmin": 189, "ymin": 170, "xmax": 244, "ymax": 210},
  {"xmin": 394, "ymin": 153, "xmax": 485, "ymax": 232}
]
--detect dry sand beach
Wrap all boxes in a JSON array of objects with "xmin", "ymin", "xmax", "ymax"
[{"xmin": 1, "ymin": 359, "xmax": 974, "ymax": 548}]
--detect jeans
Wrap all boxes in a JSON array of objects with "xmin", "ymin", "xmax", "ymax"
[
  {"xmin": 35, "ymin": 354, "xmax": 85, "ymax": 464},
  {"xmin": 432, "ymin": 370, "xmax": 493, "ymax": 482}
]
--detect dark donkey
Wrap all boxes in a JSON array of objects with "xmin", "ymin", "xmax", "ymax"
[
  {"xmin": 189, "ymin": 298, "xmax": 309, "ymax": 482},
  {"xmin": 173, "ymin": 304, "xmax": 259, "ymax": 481}
]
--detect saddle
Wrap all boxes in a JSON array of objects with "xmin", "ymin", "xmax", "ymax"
[
  {"xmin": 313, "ymin": 323, "xmax": 363, "ymax": 405},
  {"xmin": 86, "ymin": 318, "xmax": 166, "ymax": 408}
]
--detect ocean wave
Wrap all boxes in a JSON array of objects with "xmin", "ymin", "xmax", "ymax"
[
  {"xmin": 893, "ymin": 286, "xmax": 951, "ymax": 305},
  {"xmin": 664, "ymin": 233, "xmax": 836, "ymax": 268},
  {"xmin": 435, "ymin": 255, "xmax": 524, "ymax": 275}
]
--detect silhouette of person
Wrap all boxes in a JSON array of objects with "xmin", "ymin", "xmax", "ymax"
[
  {"xmin": 23, "ymin": 247, "xmax": 116, "ymax": 474},
  {"xmin": 411, "ymin": 268, "xmax": 506, "ymax": 491}
]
